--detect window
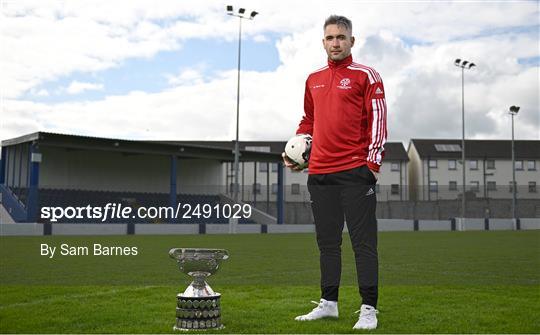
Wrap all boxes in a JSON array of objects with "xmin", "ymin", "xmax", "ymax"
[
  {"xmin": 509, "ymin": 181, "xmax": 517, "ymax": 193},
  {"xmin": 470, "ymin": 181, "xmax": 480, "ymax": 192},
  {"xmin": 271, "ymin": 163, "xmax": 278, "ymax": 172},
  {"xmin": 515, "ymin": 160, "xmax": 523, "ymax": 170},
  {"xmin": 527, "ymin": 160, "xmax": 536, "ymax": 171},
  {"xmin": 529, "ymin": 182, "xmax": 537, "ymax": 193},
  {"xmin": 448, "ymin": 160, "xmax": 457, "ymax": 170},
  {"xmin": 271, "ymin": 183, "xmax": 278, "ymax": 194},
  {"xmin": 253, "ymin": 183, "xmax": 261, "ymax": 194},
  {"xmin": 391, "ymin": 162, "xmax": 400, "ymax": 171},
  {"xmin": 259, "ymin": 163, "xmax": 268, "ymax": 172},
  {"xmin": 449, "ymin": 181, "xmax": 457, "ymax": 191},
  {"xmin": 291, "ymin": 183, "xmax": 300, "ymax": 195},
  {"xmin": 391, "ymin": 184, "xmax": 399, "ymax": 195},
  {"xmin": 469, "ymin": 160, "xmax": 478, "ymax": 170},
  {"xmin": 429, "ymin": 181, "xmax": 438, "ymax": 192},
  {"xmin": 429, "ymin": 159, "xmax": 437, "ymax": 168},
  {"xmin": 245, "ymin": 146, "xmax": 270, "ymax": 153},
  {"xmin": 487, "ymin": 181, "xmax": 496, "ymax": 191},
  {"xmin": 486, "ymin": 160, "xmax": 495, "ymax": 169}
]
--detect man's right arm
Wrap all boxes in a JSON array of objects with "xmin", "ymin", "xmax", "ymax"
[
  {"xmin": 296, "ymin": 79, "xmax": 314, "ymax": 135},
  {"xmin": 283, "ymin": 79, "xmax": 313, "ymax": 170}
]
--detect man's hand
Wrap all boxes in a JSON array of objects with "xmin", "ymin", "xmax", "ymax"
[
  {"xmin": 282, "ymin": 152, "xmax": 305, "ymax": 171},
  {"xmin": 370, "ymin": 169, "xmax": 379, "ymax": 181}
]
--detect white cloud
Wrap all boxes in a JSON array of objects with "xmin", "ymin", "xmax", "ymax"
[
  {"xmin": 166, "ymin": 64, "xmax": 209, "ymax": 87},
  {"xmin": 65, "ymin": 81, "xmax": 104, "ymax": 95},
  {"xmin": 0, "ymin": 1, "xmax": 538, "ymax": 144},
  {"xmin": 253, "ymin": 34, "xmax": 268, "ymax": 43},
  {"xmin": 167, "ymin": 69, "xmax": 203, "ymax": 86},
  {"xmin": 36, "ymin": 89, "xmax": 49, "ymax": 96},
  {"xmin": 27, "ymin": 88, "xmax": 50, "ymax": 97}
]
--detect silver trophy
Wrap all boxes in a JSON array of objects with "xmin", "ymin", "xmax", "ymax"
[{"xmin": 169, "ymin": 248, "xmax": 229, "ymax": 331}]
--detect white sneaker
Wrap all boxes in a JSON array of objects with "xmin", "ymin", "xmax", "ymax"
[
  {"xmin": 353, "ymin": 304, "xmax": 378, "ymax": 330},
  {"xmin": 294, "ymin": 299, "xmax": 338, "ymax": 321}
]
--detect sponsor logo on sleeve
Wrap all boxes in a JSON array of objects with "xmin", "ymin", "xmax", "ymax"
[{"xmin": 374, "ymin": 84, "xmax": 385, "ymax": 98}]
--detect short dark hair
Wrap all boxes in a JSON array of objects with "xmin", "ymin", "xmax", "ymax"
[{"xmin": 324, "ymin": 15, "xmax": 352, "ymax": 33}]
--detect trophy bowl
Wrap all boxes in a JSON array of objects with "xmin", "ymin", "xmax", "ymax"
[{"xmin": 169, "ymin": 248, "xmax": 229, "ymax": 331}]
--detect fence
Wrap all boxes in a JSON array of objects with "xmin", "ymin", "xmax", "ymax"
[{"xmin": 1, "ymin": 218, "xmax": 539, "ymax": 236}]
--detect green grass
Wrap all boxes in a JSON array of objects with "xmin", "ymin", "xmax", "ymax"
[{"xmin": 1, "ymin": 231, "xmax": 539, "ymax": 333}]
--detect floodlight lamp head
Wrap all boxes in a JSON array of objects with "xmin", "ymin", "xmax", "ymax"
[
  {"xmin": 509, "ymin": 106, "xmax": 520, "ymax": 114},
  {"xmin": 226, "ymin": 5, "xmax": 233, "ymax": 13},
  {"xmin": 455, "ymin": 59, "xmax": 461, "ymax": 65},
  {"xmin": 468, "ymin": 63, "xmax": 476, "ymax": 69},
  {"xmin": 250, "ymin": 11, "xmax": 258, "ymax": 19},
  {"xmin": 238, "ymin": 8, "xmax": 245, "ymax": 14}
]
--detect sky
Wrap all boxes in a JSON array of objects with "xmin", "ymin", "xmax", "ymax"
[{"xmin": 1, "ymin": 0, "xmax": 539, "ymax": 146}]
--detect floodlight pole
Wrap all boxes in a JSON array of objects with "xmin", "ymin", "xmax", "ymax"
[
  {"xmin": 234, "ymin": 15, "xmax": 242, "ymax": 207},
  {"xmin": 227, "ymin": 6, "xmax": 258, "ymax": 233},
  {"xmin": 454, "ymin": 59, "xmax": 475, "ymax": 230},
  {"xmin": 509, "ymin": 105, "xmax": 520, "ymax": 229}
]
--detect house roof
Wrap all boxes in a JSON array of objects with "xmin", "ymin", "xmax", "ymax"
[{"xmin": 410, "ymin": 139, "xmax": 540, "ymax": 159}]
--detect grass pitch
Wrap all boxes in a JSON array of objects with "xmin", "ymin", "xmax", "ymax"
[{"xmin": 1, "ymin": 231, "xmax": 539, "ymax": 333}]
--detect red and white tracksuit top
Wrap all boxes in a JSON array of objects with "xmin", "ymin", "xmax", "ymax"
[{"xmin": 296, "ymin": 55, "xmax": 387, "ymax": 174}]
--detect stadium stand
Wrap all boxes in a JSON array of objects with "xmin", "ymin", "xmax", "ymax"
[{"xmin": 1, "ymin": 132, "xmax": 280, "ymax": 224}]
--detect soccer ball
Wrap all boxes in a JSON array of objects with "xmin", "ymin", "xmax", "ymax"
[{"xmin": 284, "ymin": 134, "xmax": 312, "ymax": 168}]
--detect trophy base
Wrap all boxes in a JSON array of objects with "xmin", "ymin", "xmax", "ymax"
[
  {"xmin": 174, "ymin": 294, "xmax": 223, "ymax": 331},
  {"xmin": 173, "ymin": 325, "xmax": 225, "ymax": 332}
]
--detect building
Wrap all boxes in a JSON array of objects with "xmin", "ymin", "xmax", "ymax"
[
  {"xmin": 7, "ymin": 131, "xmax": 537, "ymax": 222},
  {"xmin": 174, "ymin": 141, "xmax": 409, "ymax": 203},
  {"xmin": 408, "ymin": 139, "xmax": 540, "ymax": 201}
]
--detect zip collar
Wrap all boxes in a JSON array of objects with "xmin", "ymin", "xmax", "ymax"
[{"xmin": 328, "ymin": 55, "xmax": 353, "ymax": 69}]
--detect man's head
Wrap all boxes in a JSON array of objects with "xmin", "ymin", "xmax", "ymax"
[{"xmin": 323, "ymin": 15, "xmax": 355, "ymax": 61}]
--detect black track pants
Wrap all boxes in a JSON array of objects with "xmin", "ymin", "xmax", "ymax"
[{"xmin": 307, "ymin": 165, "xmax": 378, "ymax": 307}]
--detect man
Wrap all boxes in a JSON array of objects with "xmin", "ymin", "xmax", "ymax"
[{"xmin": 283, "ymin": 15, "xmax": 387, "ymax": 330}]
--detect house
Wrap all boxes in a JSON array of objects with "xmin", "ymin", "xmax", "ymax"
[{"xmin": 408, "ymin": 139, "xmax": 540, "ymax": 201}]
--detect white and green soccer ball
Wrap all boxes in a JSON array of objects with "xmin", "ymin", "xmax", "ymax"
[{"xmin": 284, "ymin": 134, "xmax": 312, "ymax": 169}]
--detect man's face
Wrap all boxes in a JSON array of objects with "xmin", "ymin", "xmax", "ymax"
[{"xmin": 323, "ymin": 24, "xmax": 355, "ymax": 61}]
